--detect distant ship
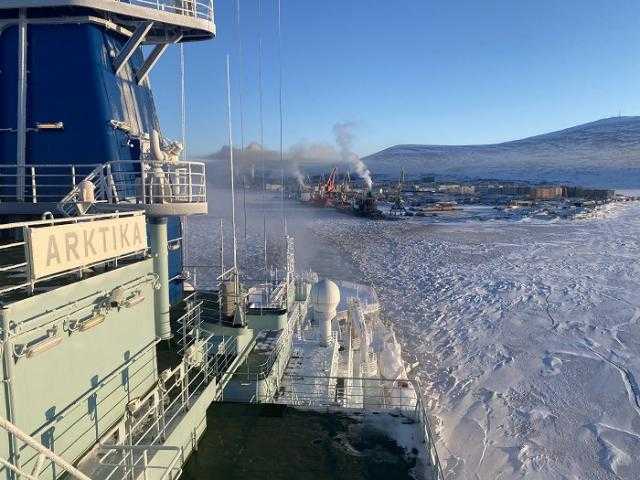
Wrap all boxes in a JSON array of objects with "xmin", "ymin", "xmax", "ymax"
[{"xmin": 0, "ymin": 2, "xmax": 443, "ymax": 479}]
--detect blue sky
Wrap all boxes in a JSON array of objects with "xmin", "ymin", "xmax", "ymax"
[{"xmin": 151, "ymin": 0, "xmax": 640, "ymax": 157}]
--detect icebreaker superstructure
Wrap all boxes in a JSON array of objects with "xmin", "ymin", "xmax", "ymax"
[{"xmin": 0, "ymin": 2, "xmax": 444, "ymax": 480}]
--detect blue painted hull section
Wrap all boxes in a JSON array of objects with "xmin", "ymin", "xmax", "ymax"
[
  {"xmin": 0, "ymin": 21, "xmax": 185, "ymax": 304},
  {"xmin": 0, "ymin": 23, "xmax": 158, "ymax": 200}
]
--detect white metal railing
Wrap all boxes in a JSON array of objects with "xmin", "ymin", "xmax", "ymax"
[
  {"xmin": 0, "ymin": 164, "xmax": 100, "ymax": 204},
  {"xmin": 97, "ymin": 444, "xmax": 182, "ymax": 480},
  {"xmin": 174, "ymin": 293, "xmax": 245, "ymax": 391},
  {"xmin": 174, "ymin": 291, "xmax": 203, "ymax": 355},
  {"xmin": 0, "ymin": 417, "xmax": 93, "ymax": 480},
  {"xmin": 114, "ymin": 0, "xmax": 214, "ymax": 23},
  {"xmin": 246, "ymin": 280, "xmax": 288, "ymax": 310},
  {"xmin": 2, "ymin": 332, "xmax": 226, "ymax": 480},
  {"xmin": 0, "ymin": 330, "xmax": 210, "ymax": 480},
  {"xmin": 274, "ymin": 374, "xmax": 445, "ymax": 480},
  {"xmin": 56, "ymin": 159, "xmax": 207, "ymax": 216},
  {"xmin": 415, "ymin": 379, "xmax": 445, "ymax": 480},
  {"xmin": 0, "ymin": 160, "xmax": 207, "ymax": 214},
  {"xmin": 95, "ymin": 326, "xmax": 237, "ymax": 480},
  {"xmin": 0, "ymin": 211, "xmax": 148, "ymax": 298},
  {"xmin": 211, "ymin": 287, "xmax": 304, "ymax": 402}
]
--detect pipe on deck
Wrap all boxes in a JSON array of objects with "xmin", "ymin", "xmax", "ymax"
[{"xmin": 149, "ymin": 217, "xmax": 171, "ymax": 340}]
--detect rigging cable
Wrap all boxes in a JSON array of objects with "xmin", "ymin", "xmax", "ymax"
[
  {"xmin": 276, "ymin": 0, "xmax": 290, "ymax": 290},
  {"xmin": 235, "ymin": 0, "xmax": 249, "ymax": 243},
  {"xmin": 225, "ymin": 54, "xmax": 239, "ymax": 277},
  {"xmin": 277, "ymin": 0, "xmax": 286, "ymax": 238},
  {"xmin": 180, "ymin": 44, "xmax": 187, "ymax": 158},
  {"xmin": 179, "ymin": 43, "xmax": 189, "ymax": 271},
  {"xmin": 257, "ymin": 0, "xmax": 268, "ymax": 279}
]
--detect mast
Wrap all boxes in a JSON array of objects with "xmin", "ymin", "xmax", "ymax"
[
  {"xmin": 225, "ymin": 55, "xmax": 239, "ymax": 279},
  {"xmin": 180, "ymin": 44, "xmax": 189, "ymax": 266},
  {"xmin": 16, "ymin": 9, "xmax": 27, "ymax": 201},
  {"xmin": 220, "ymin": 219, "xmax": 225, "ymax": 277},
  {"xmin": 235, "ymin": 0, "xmax": 249, "ymax": 244},
  {"xmin": 277, "ymin": 0, "xmax": 286, "ymax": 237},
  {"xmin": 257, "ymin": 0, "xmax": 268, "ymax": 282},
  {"xmin": 276, "ymin": 0, "xmax": 292, "ymax": 301}
]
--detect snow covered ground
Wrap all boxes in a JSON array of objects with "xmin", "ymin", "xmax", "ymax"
[
  {"xmin": 309, "ymin": 201, "xmax": 640, "ymax": 480},
  {"xmin": 191, "ymin": 189, "xmax": 640, "ymax": 479}
]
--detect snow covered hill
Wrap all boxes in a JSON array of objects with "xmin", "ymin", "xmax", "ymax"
[{"xmin": 364, "ymin": 117, "xmax": 640, "ymax": 188}]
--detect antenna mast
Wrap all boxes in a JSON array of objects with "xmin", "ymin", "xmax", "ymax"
[
  {"xmin": 235, "ymin": 0, "xmax": 245, "ymax": 154},
  {"xmin": 235, "ymin": 0, "xmax": 248, "ymax": 243},
  {"xmin": 277, "ymin": 0, "xmax": 286, "ymax": 237},
  {"xmin": 257, "ymin": 0, "xmax": 268, "ymax": 279},
  {"xmin": 220, "ymin": 219, "xmax": 224, "ymax": 276},
  {"xmin": 225, "ymin": 55, "xmax": 238, "ymax": 277},
  {"xmin": 179, "ymin": 44, "xmax": 188, "ymax": 267}
]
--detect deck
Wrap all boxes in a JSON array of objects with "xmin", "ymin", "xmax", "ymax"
[{"xmin": 182, "ymin": 403, "xmax": 424, "ymax": 480}]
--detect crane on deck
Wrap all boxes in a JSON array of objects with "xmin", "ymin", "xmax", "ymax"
[{"xmin": 314, "ymin": 167, "xmax": 336, "ymax": 206}]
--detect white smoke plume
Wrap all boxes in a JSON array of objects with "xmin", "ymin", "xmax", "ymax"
[
  {"xmin": 205, "ymin": 122, "xmax": 373, "ymax": 189},
  {"xmin": 290, "ymin": 163, "xmax": 306, "ymax": 188},
  {"xmin": 207, "ymin": 141, "xmax": 335, "ymax": 168},
  {"xmin": 332, "ymin": 121, "xmax": 372, "ymax": 189}
]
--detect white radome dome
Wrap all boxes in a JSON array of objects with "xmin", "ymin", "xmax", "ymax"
[{"xmin": 310, "ymin": 279, "xmax": 340, "ymax": 312}]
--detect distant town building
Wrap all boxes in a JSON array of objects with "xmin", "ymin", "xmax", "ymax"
[
  {"xmin": 413, "ymin": 185, "xmax": 436, "ymax": 193},
  {"xmin": 437, "ymin": 184, "xmax": 475, "ymax": 194},
  {"xmin": 437, "ymin": 184, "xmax": 459, "ymax": 193},
  {"xmin": 530, "ymin": 186, "xmax": 563, "ymax": 200},
  {"xmin": 477, "ymin": 185, "xmax": 531, "ymax": 196},
  {"xmin": 563, "ymin": 187, "xmax": 615, "ymax": 201},
  {"xmin": 510, "ymin": 200, "xmax": 534, "ymax": 208}
]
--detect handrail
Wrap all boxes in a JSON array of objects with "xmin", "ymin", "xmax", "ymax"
[
  {"xmin": 53, "ymin": 159, "xmax": 207, "ymax": 216},
  {"xmin": 114, "ymin": 0, "xmax": 215, "ymax": 23},
  {"xmin": 174, "ymin": 296, "xmax": 203, "ymax": 355},
  {"xmin": 246, "ymin": 277, "xmax": 289, "ymax": 310},
  {"xmin": 0, "ymin": 416, "xmax": 93, "ymax": 480},
  {"xmin": 237, "ymin": 373, "xmax": 446, "ymax": 479},
  {"xmin": 0, "ymin": 163, "xmax": 99, "ymax": 204},
  {"xmin": 0, "ymin": 210, "xmax": 143, "ymax": 232},
  {"xmin": 94, "ymin": 324, "xmax": 224, "ymax": 480},
  {"xmin": 97, "ymin": 444, "xmax": 183, "ymax": 480},
  {"xmin": 414, "ymin": 379, "xmax": 445, "ymax": 480},
  {"xmin": 0, "ymin": 160, "xmax": 206, "ymax": 214}
]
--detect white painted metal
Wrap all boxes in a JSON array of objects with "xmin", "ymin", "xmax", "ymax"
[
  {"xmin": 0, "ymin": 1, "xmax": 215, "ymax": 37},
  {"xmin": 310, "ymin": 279, "xmax": 340, "ymax": 347},
  {"xmin": 0, "ymin": 16, "xmax": 134, "ymax": 39},
  {"xmin": 51, "ymin": 159, "xmax": 207, "ymax": 216},
  {"xmin": 225, "ymin": 55, "xmax": 239, "ymax": 279},
  {"xmin": 16, "ymin": 9, "xmax": 27, "ymax": 202},
  {"xmin": 113, "ymin": 21, "xmax": 153, "ymax": 76},
  {"xmin": 137, "ymin": 40, "xmax": 178, "ymax": 85},
  {"xmin": 180, "ymin": 44, "xmax": 189, "ymax": 268},
  {"xmin": 79, "ymin": 325, "xmax": 237, "ymax": 480},
  {"xmin": 0, "ymin": 417, "xmax": 93, "ymax": 480}
]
